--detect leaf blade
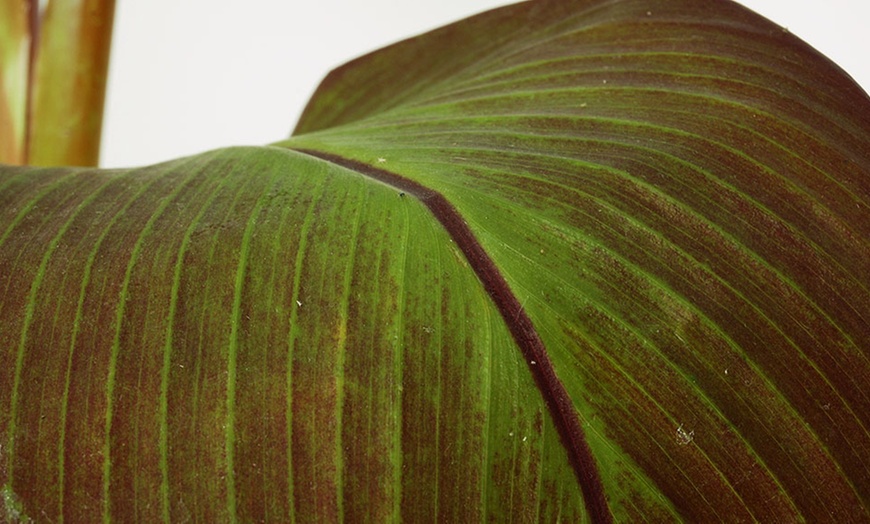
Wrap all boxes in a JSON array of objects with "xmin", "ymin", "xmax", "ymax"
[
  {"xmin": 283, "ymin": 0, "xmax": 870, "ymax": 519},
  {"xmin": 3, "ymin": 0, "xmax": 869, "ymax": 521},
  {"xmin": 2, "ymin": 146, "xmax": 591, "ymax": 521}
]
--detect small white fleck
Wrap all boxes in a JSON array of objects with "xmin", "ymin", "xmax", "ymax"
[
  {"xmin": 530, "ymin": 360, "xmax": 536, "ymax": 365},
  {"xmin": 580, "ymin": 102, "xmax": 588, "ymax": 108},
  {"xmin": 724, "ymin": 368, "xmax": 728, "ymax": 375},
  {"xmin": 646, "ymin": 10, "xmax": 652, "ymax": 16},
  {"xmin": 602, "ymin": 79, "xmax": 607, "ymax": 84},
  {"xmin": 377, "ymin": 157, "xmax": 387, "ymax": 163},
  {"xmin": 676, "ymin": 423, "xmax": 695, "ymax": 445},
  {"xmin": 522, "ymin": 436, "xmax": 527, "ymax": 442},
  {"xmin": 296, "ymin": 300, "xmax": 302, "ymax": 307},
  {"xmin": 509, "ymin": 432, "xmax": 514, "ymax": 437}
]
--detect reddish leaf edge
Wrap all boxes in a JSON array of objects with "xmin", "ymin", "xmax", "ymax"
[
  {"xmin": 23, "ymin": 0, "xmax": 38, "ymax": 162},
  {"xmin": 294, "ymin": 147, "xmax": 613, "ymax": 524}
]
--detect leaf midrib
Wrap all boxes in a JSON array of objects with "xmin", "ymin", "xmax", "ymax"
[{"xmin": 291, "ymin": 147, "xmax": 613, "ymax": 524}]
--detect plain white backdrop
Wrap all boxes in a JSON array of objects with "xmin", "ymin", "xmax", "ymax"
[{"xmin": 101, "ymin": 0, "xmax": 869, "ymax": 168}]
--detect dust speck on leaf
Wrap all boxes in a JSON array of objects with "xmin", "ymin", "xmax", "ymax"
[
  {"xmin": 2, "ymin": 485, "xmax": 30, "ymax": 523},
  {"xmin": 676, "ymin": 424, "xmax": 695, "ymax": 445}
]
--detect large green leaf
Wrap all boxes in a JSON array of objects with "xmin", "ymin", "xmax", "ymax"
[{"xmin": 2, "ymin": 0, "xmax": 869, "ymax": 521}]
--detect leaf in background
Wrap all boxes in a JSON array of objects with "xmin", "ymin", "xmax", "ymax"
[
  {"xmin": 2, "ymin": 0, "xmax": 870, "ymax": 522},
  {"xmin": 0, "ymin": 0, "xmax": 115, "ymax": 167},
  {"xmin": 29, "ymin": 0, "xmax": 115, "ymax": 166},
  {"xmin": 0, "ymin": 0, "xmax": 29, "ymax": 163}
]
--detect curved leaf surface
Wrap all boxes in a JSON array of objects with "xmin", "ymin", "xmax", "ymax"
[
  {"xmin": 1, "ymin": 147, "xmax": 586, "ymax": 522},
  {"xmin": 1, "ymin": 0, "xmax": 869, "ymax": 522},
  {"xmin": 285, "ymin": 0, "xmax": 870, "ymax": 520}
]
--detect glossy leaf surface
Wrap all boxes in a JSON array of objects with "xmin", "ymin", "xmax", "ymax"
[{"xmin": 2, "ymin": 0, "xmax": 869, "ymax": 521}]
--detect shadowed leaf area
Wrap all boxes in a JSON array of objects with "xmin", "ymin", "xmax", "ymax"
[{"xmin": 2, "ymin": 0, "xmax": 869, "ymax": 521}]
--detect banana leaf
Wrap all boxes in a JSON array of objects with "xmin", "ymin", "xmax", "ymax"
[{"xmin": 1, "ymin": 0, "xmax": 868, "ymax": 521}]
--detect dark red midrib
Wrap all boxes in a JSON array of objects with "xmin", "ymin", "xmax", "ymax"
[{"xmin": 294, "ymin": 148, "xmax": 612, "ymax": 524}]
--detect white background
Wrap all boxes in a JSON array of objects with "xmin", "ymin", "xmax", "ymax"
[{"xmin": 101, "ymin": 0, "xmax": 869, "ymax": 168}]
